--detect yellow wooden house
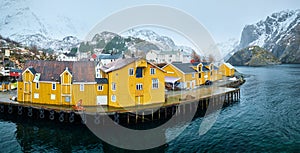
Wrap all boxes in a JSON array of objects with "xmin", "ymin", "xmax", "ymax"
[
  {"xmin": 219, "ymin": 63, "xmax": 235, "ymax": 77},
  {"xmin": 200, "ymin": 63, "xmax": 220, "ymax": 81},
  {"xmin": 17, "ymin": 61, "xmax": 108, "ymax": 106},
  {"xmin": 190, "ymin": 62, "xmax": 213, "ymax": 85},
  {"xmin": 162, "ymin": 62, "xmax": 197, "ymax": 89},
  {"xmin": 99, "ymin": 57, "xmax": 166, "ymax": 108}
]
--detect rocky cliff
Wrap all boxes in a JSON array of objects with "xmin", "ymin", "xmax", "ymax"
[
  {"xmin": 227, "ymin": 46, "xmax": 281, "ymax": 66},
  {"xmin": 236, "ymin": 10, "xmax": 300, "ymax": 63}
]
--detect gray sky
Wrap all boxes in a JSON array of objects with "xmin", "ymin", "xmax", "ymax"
[{"xmin": 30, "ymin": 0, "xmax": 300, "ymax": 43}]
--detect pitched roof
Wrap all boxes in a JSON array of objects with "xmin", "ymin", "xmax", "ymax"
[
  {"xmin": 23, "ymin": 61, "xmax": 96, "ymax": 82},
  {"xmin": 171, "ymin": 62, "xmax": 197, "ymax": 74},
  {"xmin": 202, "ymin": 66, "xmax": 210, "ymax": 72},
  {"xmin": 98, "ymin": 54, "xmax": 122, "ymax": 60},
  {"xmin": 224, "ymin": 63, "xmax": 235, "ymax": 69},
  {"xmin": 28, "ymin": 67, "xmax": 36, "ymax": 74},
  {"xmin": 100, "ymin": 57, "xmax": 165, "ymax": 73},
  {"xmin": 191, "ymin": 62, "xmax": 210, "ymax": 66},
  {"xmin": 100, "ymin": 58, "xmax": 138, "ymax": 73}
]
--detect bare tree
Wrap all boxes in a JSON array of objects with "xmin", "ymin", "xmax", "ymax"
[
  {"xmin": 208, "ymin": 54, "xmax": 215, "ymax": 62},
  {"xmin": 191, "ymin": 51, "xmax": 201, "ymax": 63}
]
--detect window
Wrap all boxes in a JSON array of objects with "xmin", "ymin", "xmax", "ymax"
[
  {"xmin": 112, "ymin": 82, "xmax": 116, "ymax": 91},
  {"xmin": 36, "ymin": 82, "xmax": 39, "ymax": 89},
  {"xmin": 152, "ymin": 79, "xmax": 159, "ymax": 89},
  {"xmin": 129, "ymin": 68, "xmax": 134, "ymax": 76},
  {"xmin": 65, "ymin": 96, "xmax": 70, "ymax": 102},
  {"xmin": 98, "ymin": 85, "xmax": 103, "ymax": 91},
  {"xmin": 211, "ymin": 71, "xmax": 213, "ymax": 76},
  {"xmin": 150, "ymin": 68, "xmax": 155, "ymax": 75},
  {"xmin": 80, "ymin": 84, "xmax": 84, "ymax": 91},
  {"xmin": 50, "ymin": 94, "xmax": 56, "ymax": 100},
  {"xmin": 136, "ymin": 67, "xmax": 143, "ymax": 78},
  {"xmin": 34, "ymin": 93, "xmax": 39, "ymax": 99},
  {"xmin": 136, "ymin": 84, "xmax": 143, "ymax": 90},
  {"xmin": 199, "ymin": 73, "xmax": 202, "ymax": 78},
  {"xmin": 192, "ymin": 73, "xmax": 195, "ymax": 78},
  {"xmin": 52, "ymin": 83, "xmax": 56, "ymax": 90},
  {"xmin": 111, "ymin": 95, "xmax": 116, "ymax": 102}
]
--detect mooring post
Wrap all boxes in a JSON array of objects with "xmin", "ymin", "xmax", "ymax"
[
  {"xmin": 135, "ymin": 112, "xmax": 138, "ymax": 123},
  {"xmin": 127, "ymin": 113, "xmax": 130, "ymax": 124},
  {"xmin": 206, "ymin": 98, "xmax": 209, "ymax": 109},
  {"xmin": 158, "ymin": 109, "xmax": 160, "ymax": 119},
  {"xmin": 142, "ymin": 111, "xmax": 144, "ymax": 123},
  {"xmin": 152, "ymin": 109, "xmax": 154, "ymax": 121},
  {"xmin": 227, "ymin": 93, "xmax": 230, "ymax": 104},
  {"xmin": 165, "ymin": 107, "xmax": 167, "ymax": 119}
]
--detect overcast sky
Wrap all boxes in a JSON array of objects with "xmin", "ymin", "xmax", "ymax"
[{"xmin": 29, "ymin": 0, "xmax": 300, "ymax": 43}]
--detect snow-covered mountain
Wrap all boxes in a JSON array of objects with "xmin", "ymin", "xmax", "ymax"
[
  {"xmin": 236, "ymin": 9, "xmax": 300, "ymax": 63},
  {"xmin": 0, "ymin": 0, "xmax": 82, "ymax": 51},
  {"xmin": 122, "ymin": 29, "xmax": 194, "ymax": 54},
  {"xmin": 216, "ymin": 38, "xmax": 239, "ymax": 61}
]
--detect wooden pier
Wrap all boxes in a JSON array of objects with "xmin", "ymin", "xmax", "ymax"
[{"xmin": 0, "ymin": 86, "xmax": 241, "ymax": 125}]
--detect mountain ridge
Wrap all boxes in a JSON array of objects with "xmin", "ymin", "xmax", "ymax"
[{"xmin": 234, "ymin": 9, "xmax": 300, "ymax": 63}]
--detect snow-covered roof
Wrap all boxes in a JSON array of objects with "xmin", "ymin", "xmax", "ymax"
[
  {"xmin": 165, "ymin": 76, "xmax": 181, "ymax": 84},
  {"xmin": 224, "ymin": 63, "xmax": 235, "ymax": 69}
]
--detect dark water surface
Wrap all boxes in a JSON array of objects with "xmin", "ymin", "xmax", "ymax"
[{"xmin": 0, "ymin": 64, "xmax": 299, "ymax": 152}]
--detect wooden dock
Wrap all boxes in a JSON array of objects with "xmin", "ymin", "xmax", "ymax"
[{"xmin": 0, "ymin": 83, "xmax": 241, "ymax": 125}]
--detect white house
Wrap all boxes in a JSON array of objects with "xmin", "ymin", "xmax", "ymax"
[
  {"xmin": 56, "ymin": 53, "xmax": 78, "ymax": 61},
  {"xmin": 146, "ymin": 50, "xmax": 191, "ymax": 63},
  {"xmin": 97, "ymin": 54, "xmax": 122, "ymax": 65}
]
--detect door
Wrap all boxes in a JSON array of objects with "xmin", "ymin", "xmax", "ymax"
[
  {"xmin": 135, "ymin": 96, "xmax": 144, "ymax": 105},
  {"xmin": 97, "ymin": 96, "xmax": 108, "ymax": 105},
  {"xmin": 24, "ymin": 82, "xmax": 31, "ymax": 102}
]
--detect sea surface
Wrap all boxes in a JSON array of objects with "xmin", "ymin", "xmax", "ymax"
[{"xmin": 0, "ymin": 64, "xmax": 299, "ymax": 152}]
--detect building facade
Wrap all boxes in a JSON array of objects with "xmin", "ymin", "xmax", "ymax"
[
  {"xmin": 100, "ymin": 58, "xmax": 166, "ymax": 108},
  {"xmin": 17, "ymin": 61, "xmax": 108, "ymax": 106}
]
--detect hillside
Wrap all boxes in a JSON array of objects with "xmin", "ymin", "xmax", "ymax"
[
  {"xmin": 79, "ymin": 31, "xmax": 193, "ymax": 57},
  {"xmin": 227, "ymin": 46, "xmax": 281, "ymax": 66},
  {"xmin": 0, "ymin": 35, "xmax": 55, "ymax": 69}
]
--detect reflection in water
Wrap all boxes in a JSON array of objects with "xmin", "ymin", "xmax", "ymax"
[
  {"xmin": 15, "ymin": 120, "xmax": 103, "ymax": 152},
  {"xmin": 9, "ymin": 117, "xmax": 168, "ymax": 152},
  {"xmin": 0, "ymin": 64, "xmax": 300, "ymax": 152}
]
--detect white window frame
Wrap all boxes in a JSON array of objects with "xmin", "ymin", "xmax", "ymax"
[
  {"xmin": 97, "ymin": 85, "xmax": 103, "ymax": 91},
  {"xmin": 129, "ymin": 68, "xmax": 134, "ymax": 76},
  {"xmin": 112, "ymin": 82, "xmax": 116, "ymax": 91},
  {"xmin": 136, "ymin": 83, "xmax": 143, "ymax": 90},
  {"xmin": 34, "ymin": 93, "xmax": 39, "ymax": 99},
  {"xmin": 152, "ymin": 79, "xmax": 159, "ymax": 89},
  {"xmin": 150, "ymin": 68, "xmax": 156, "ymax": 75},
  {"xmin": 65, "ymin": 96, "xmax": 70, "ymax": 102},
  {"xmin": 111, "ymin": 95, "xmax": 116, "ymax": 102},
  {"xmin": 52, "ymin": 83, "xmax": 56, "ymax": 90},
  {"xmin": 50, "ymin": 94, "xmax": 56, "ymax": 100},
  {"xmin": 80, "ymin": 84, "xmax": 84, "ymax": 91}
]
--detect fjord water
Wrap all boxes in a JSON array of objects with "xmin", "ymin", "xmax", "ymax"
[{"xmin": 0, "ymin": 64, "xmax": 299, "ymax": 152}]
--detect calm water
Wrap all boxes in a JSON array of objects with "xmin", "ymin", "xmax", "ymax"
[{"xmin": 0, "ymin": 64, "xmax": 299, "ymax": 152}]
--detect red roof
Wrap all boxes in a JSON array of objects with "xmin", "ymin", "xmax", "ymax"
[{"xmin": 92, "ymin": 54, "xmax": 97, "ymax": 59}]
